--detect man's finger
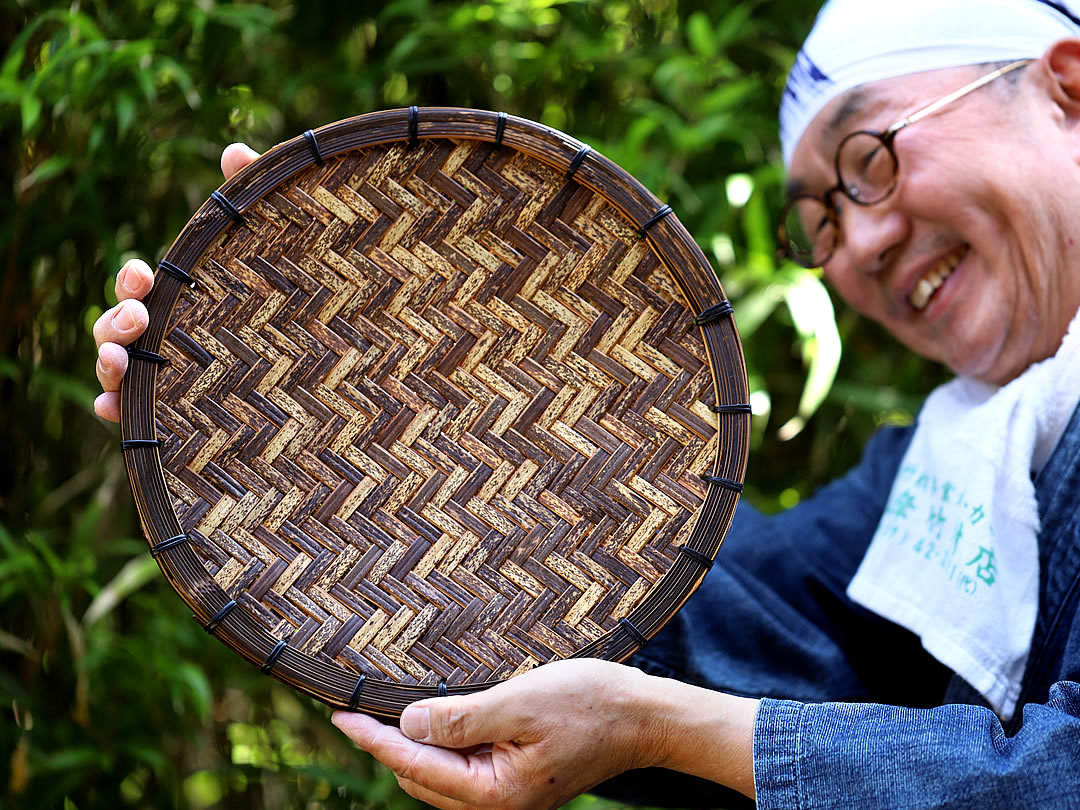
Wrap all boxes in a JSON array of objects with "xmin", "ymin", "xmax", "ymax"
[
  {"xmin": 400, "ymin": 692, "xmax": 518, "ymax": 750},
  {"xmin": 332, "ymin": 711, "xmax": 495, "ymax": 803},
  {"xmin": 114, "ymin": 258, "xmax": 154, "ymax": 303},
  {"xmin": 395, "ymin": 775, "xmax": 471, "ymax": 810},
  {"xmin": 96, "ymin": 342, "xmax": 129, "ymax": 393},
  {"xmin": 93, "ymin": 299, "xmax": 148, "ymax": 349},
  {"xmin": 95, "ymin": 391, "xmax": 120, "ymax": 423},
  {"xmin": 221, "ymin": 142, "xmax": 260, "ymax": 180}
]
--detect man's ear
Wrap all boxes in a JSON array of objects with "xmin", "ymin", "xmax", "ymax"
[{"xmin": 1042, "ymin": 38, "xmax": 1080, "ymax": 121}]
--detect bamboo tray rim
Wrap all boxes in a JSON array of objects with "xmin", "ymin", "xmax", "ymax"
[{"xmin": 121, "ymin": 106, "xmax": 750, "ymax": 718}]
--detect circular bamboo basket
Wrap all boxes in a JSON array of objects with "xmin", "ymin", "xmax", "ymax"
[{"xmin": 120, "ymin": 107, "xmax": 750, "ymax": 718}]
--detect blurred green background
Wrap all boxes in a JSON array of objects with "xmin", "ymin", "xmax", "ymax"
[{"xmin": 2, "ymin": 1, "xmax": 949, "ymax": 807}]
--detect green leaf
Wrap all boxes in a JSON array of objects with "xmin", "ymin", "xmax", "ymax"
[
  {"xmin": 82, "ymin": 554, "xmax": 159, "ymax": 627},
  {"xmin": 205, "ymin": 4, "xmax": 280, "ymax": 31},
  {"xmin": 115, "ymin": 93, "xmax": 135, "ymax": 138},
  {"xmin": 26, "ymin": 531, "xmax": 65, "ymax": 577},
  {"xmin": 173, "ymin": 661, "xmax": 213, "ymax": 724},
  {"xmin": 685, "ymin": 13, "xmax": 716, "ymax": 59},
  {"xmin": 41, "ymin": 747, "xmax": 110, "ymax": 773},
  {"xmin": 119, "ymin": 742, "xmax": 168, "ymax": 771},
  {"xmin": 779, "ymin": 271, "xmax": 842, "ymax": 438},
  {"xmin": 28, "ymin": 369, "xmax": 95, "ymax": 410},
  {"xmin": 2, "ymin": 10, "xmax": 72, "ymax": 79},
  {"xmin": 0, "ymin": 76, "xmax": 21, "ymax": 104},
  {"xmin": 0, "ymin": 357, "xmax": 22, "ymax": 382},
  {"xmin": 828, "ymin": 380, "xmax": 926, "ymax": 416},
  {"xmin": 18, "ymin": 156, "xmax": 71, "ymax": 192},
  {"xmin": 732, "ymin": 284, "xmax": 785, "ymax": 338},
  {"xmin": 21, "ymin": 91, "xmax": 41, "ymax": 133},
  {"xmin": 714, "ymin": 3, "xmax": 757, "ymax": 46}
]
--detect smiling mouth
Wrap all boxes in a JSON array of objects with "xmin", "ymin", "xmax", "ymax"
[{"xmin": 909, "ymin": 245, "xmax": 970, "ymax": 310}]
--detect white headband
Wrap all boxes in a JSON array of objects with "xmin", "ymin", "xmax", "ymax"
[{"xmin": 780, "ymin": 0, "xmax": 1080, "ymax": 167}]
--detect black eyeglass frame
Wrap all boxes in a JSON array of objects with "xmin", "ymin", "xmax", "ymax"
[{"xmin": 777, "ymin": 58, "xmax": 1033, "ymax": 268}]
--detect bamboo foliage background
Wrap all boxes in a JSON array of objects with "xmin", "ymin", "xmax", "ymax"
[{"xmin": 2, "ymin": 1, "xmax": 946, "ymax": 807}]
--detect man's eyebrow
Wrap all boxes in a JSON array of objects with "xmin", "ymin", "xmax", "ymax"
[
  {"xmin": 784, "ymin": 90, "xmax": 889, "ymax": 199},
  {"xmin": 826, "ymin": 88, "xmax": 886, "ymax": 137},
  {"xmin": 785, "ymin": 177, "xmax": 808, "ymax": 197}
]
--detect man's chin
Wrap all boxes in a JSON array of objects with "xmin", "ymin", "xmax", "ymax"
[{"xmin": 943, "ymin": 346, "xmax": 1016, "ymax": 385}]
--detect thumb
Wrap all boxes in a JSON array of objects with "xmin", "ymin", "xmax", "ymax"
[
  {"xmin": 400, "ymin": 692, "xmax": 508, "ymax": 749},
  {"xmin": 220, "ymin": 142, "xmax": 260, "ymax": 180}
]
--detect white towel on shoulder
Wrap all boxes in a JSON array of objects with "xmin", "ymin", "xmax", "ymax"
[{"xmin": 847, "ymin": 309, "xmax": 1080, "ymax": 719}]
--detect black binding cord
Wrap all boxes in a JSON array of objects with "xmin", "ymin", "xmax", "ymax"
[
  {"xmin": 711, "ymin": 403, "xmax": 752, "ymax": 415},
  {"xmin": 303, "ymin": 129, "xmax": 323, "ymax": 165},
  {"xmin": 437, "ymin": 680, "xmax": 448, "ymax": 697},
  {"xmin": 348, "ymin": 675, "xmax": 367, "ymax": 711},
  {"xmin": 678, "ymin": 546, "xmax": 715, "ymax": 571},
  {"xmin": 636, "ymin": 205, "xmax": 673, "ymax": 240},
  {"xmin": 701, "ymin": 474, "xmax": 744, "ymax": 494},
  {"xmin": 121, "ymin": 439, "xmax": 161, "ymax": 451},
  {"xmin": 261, "ymin": 639, "xmax": 288, "ymax": 674},
  {"xmin": 408, "ymin": 105, "xmax": 419, "ymax": 148},
  {"xmin": 494, "ymin": 111, "xmax": 507, "ymax": 147},
  {"xmin": 203, "ymin": 599, "xmax": 238, "ymax": 633},
  {"xmin": 210, "ymin": 190, "xmax": 244, "ymax": 225},
  {"xmin": 619, "ymin": 618, "xmax": 649, "ymax": 650},
  {"xmin": 158, "ymin": 259, "xmax": 196, "ymax": 287},
  {"xmin": 126, "ymin": 346, "xmax": 167, "ymax": 365},
  {"xmin": 565, "ymin": 145, "xmax": 591, "ymax": 180},
  {"xmin": 692, "ymin": 300, "xmax": 734, "ymax": 326},
  {"xmin": 150, "ymin": 533, "xmax": 189, "ymax": 555}
]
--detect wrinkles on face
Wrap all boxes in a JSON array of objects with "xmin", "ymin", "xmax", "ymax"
[{"xmin": 790, "ymin": 64, "xmax": 1080, "ymax": 384}]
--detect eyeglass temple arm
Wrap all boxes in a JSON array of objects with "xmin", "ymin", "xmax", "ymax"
[{"xmin": 885, "ymin": 59, "xmax": 1032, "ymax": 135}]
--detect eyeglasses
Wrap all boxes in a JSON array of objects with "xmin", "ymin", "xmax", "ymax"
[{"xmin": 778, "ymin": 59, "xmax": 1032, "ymax": 268}]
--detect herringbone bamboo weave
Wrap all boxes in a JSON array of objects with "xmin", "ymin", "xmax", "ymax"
[{"xmin": 121, "ymin": 107, "xmax": 749, "ymax": 717}]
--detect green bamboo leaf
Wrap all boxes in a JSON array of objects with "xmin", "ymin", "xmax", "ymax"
[
  {"xmin": 115, "ymin": 93, "xmax": 135, "ymax": 138},
  {"xmin": 686, "ymin": 13, "xmax": 716, "ymax": 59},
  {"xmin": 714, "ymin": 3, "xmax": 757, "ymax": 46},
  {"xmin": 700, "ymin": 79, "xmax": 757, "ymax": 115},
  {"xmin": 741, "ymin": 186, "xmax": 774, "ymax": 259},
  {"xmin": 28, "ymin": 368, "xmax": 95, "ymax": 410},
  {"xmin": 18, "ymin": 155, "xmax": 71, "ymax": 192},
  {"xmin": 828, "ymin": 380, "xmax": 926, "ymax": 416},
  {"xmin": 732, "ymin": 284, "xmax": 785, "ymax": 338},
  {"xmin": 21, "ymin": 91, "xmax": 41, "ymax": 133},
  {"xmin": 43, "ymin": 747, "xmax": 110, "ymax": 773},
  {"xmin": 206, "ymin": 3, "xmax": 280, "ymax": 30},
  {"xmin": 779, "ymin": 271, "xmax": 842, "ymax": 439},
  {"xmin": 173, "ymin": 661, "xmax": 213, "ymax": 724},
  {"xmin": 119, "ymin": 741, "xmax": 168, "ymax": 771},
  {"xmin": 26, "ymin": 531, "xmax": 65, "ymax": 577},
  {"xmin": 82, "ymin": 554, "xmax": 159, "ymax": 627},
  {"xmin": 2, "ymin": 10, "xmax": 76, "ymax": 79},
  {"xmin": 0, "ymin": 76, "xmax": 21, "ymax": 104},
  {"xmin": 0, "ymin": 357, "xmax": 21, "ymax": 382}
]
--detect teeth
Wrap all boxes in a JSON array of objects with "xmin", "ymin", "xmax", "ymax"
[
  {"xmin": 911, "ymin": 279, "xmax": 935, "ymax": 310},
  {"xmin": 909, "ymin": 247, "xmax": 969, "ymax": 310}
]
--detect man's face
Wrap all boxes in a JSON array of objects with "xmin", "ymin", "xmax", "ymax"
[{"xmin": 787, "ymin": 62, "xmax": 1080, "ymax": 385}]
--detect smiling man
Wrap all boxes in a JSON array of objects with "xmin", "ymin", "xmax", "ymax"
[{"xmin": 94, "ymin": 1, "xmax": 1080, "ymax": 807}]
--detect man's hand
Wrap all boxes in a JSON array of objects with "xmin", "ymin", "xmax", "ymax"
[
  {"xmin": 332, "ymin": 658, "xmax": 758, "ymax": 810},
  {"xmin": 332, "ymin": 659, "xmax": 666, "ymax": 810},
  {"xmin": 93, "ymin": 143, "xmax": 261, "ymax": 422}
]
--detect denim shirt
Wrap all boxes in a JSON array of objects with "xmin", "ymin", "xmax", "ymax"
[{"xmin": 596, "ymin": 402, "xmax": 1080, "ymax": 809}]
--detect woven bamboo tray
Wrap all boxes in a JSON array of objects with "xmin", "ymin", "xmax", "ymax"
[{"xmin": 121, "ymin": 107, "xmax": 749, "ymax": 718}]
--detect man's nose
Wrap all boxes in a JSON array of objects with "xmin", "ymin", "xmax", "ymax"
[{"xmin": 838, "ymin": 201, "xmax": 909, "ymax": 274}]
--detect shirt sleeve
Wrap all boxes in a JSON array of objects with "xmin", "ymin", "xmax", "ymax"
[{"xmin": 754, "ymin": 680, "xmax": 1080, "ymax": 809}]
